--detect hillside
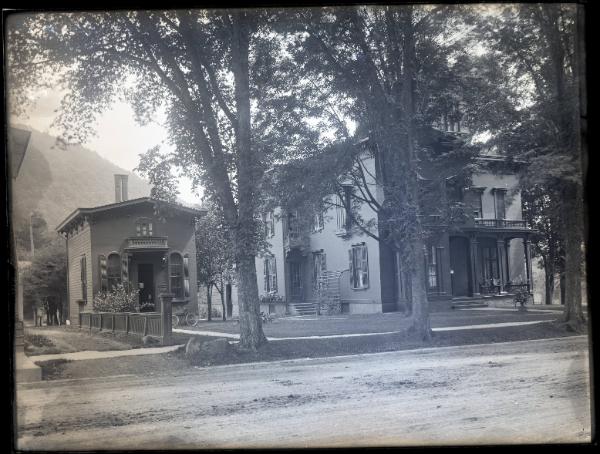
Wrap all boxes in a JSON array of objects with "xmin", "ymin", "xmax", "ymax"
[{"xmin": 10, "ymin": 127, "xmax": 151, "ymax": 231}]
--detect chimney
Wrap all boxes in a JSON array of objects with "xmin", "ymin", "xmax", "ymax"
[{"xmin": 114, "ymin": 174, "xmax": 129, "ymax": 203}]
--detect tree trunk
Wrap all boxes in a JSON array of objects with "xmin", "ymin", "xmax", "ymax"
[
  {"xmin": 230, "ymin": 11, "xmax": 267, "ymax": 349},
  {"xmin": 561, "ymin": 182, "xmax": 585, "ymax": 331},
  {"xmin": 560, "ymin": 272, "xmax": 566, "ymax": 305},
  {"xmin": 543, "ymin": 257, "xmax": 555, "ymax": 305},
  {"xmin": 206, "ymin": 284, "xmax": 212, "ymax": 322},
  {"xmin": 401, "ymin": 7, "xmax": 431, "ymax": 341},
  {"xmin": 236, "ymin": 254, "xmax": 267, "ymax": 349},
  {"xmin": 219, "ymin": 278, "xmax": 226, "ymax": 321}
]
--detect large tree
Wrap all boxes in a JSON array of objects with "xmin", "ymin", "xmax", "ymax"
[
  {"xmin": 7, "ymin": 10, "xmax": 317, "ymax": 348},
  {"xmin": 472, "ymin": 4, "xmax": 586, "ymax": 330}
]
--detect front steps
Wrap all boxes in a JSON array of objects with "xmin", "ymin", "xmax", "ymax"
[
  {"xmin": 289, "ymin": 301, "xmax": 318, "ymax": 316},
  {"xmin": 451, "ymin": 297, "xmax": 489, "ymax": 310}
]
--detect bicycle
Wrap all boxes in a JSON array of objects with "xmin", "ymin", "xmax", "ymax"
[{"xmin": 172, "ymin": 308, "xmax": 200, "ymax": 328}]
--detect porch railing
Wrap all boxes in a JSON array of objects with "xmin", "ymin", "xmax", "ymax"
[{"xmin": 474, "ymin": 219, "xmax": 528, "ymax": 229}]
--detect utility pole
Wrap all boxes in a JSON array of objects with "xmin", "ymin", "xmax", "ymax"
[{"xmin": 29, "ymin": 212, "xmax": 35, "ymax": 257}]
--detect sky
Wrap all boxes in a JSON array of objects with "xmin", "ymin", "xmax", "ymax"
[{"xmin": 10, "ymin": 88, "xmax": 201, "ymax": 205}]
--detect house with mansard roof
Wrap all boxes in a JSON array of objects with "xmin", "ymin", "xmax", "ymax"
[
  {"xmin": 57, "ymin": 175, "xmax": 206, "ymax": 325},
  {"xmin": 255, "ymin": 129, "xmax": 536, "ymax": 316}
]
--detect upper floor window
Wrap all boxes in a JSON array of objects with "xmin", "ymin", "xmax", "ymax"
[
  {"xmin": 136, "ymin": 218, "xmax": 153, "ymax": 237},
  {"xmin": 263, "ymin": 255, "xmax": 277, "ymax": 293},
  {"xmin": 467, "ymin": 187, "xmax": 484, "ymax": 219},
  {"xmin": 287, "ymin": 211, "xmax": 299, "ymax": 240},
  {"xmin": 494, "ymin": 189, "xmax": 507, "ymax": 220},
  {"xmin": 349, "ymin": 244, "xmax": 369, "ymax": 289},
  {"xmin": 312, "ymin": 210, "xmax": 324, "ymax": 233},
  {"xmin": 264, "ymin": 211, "xmax": 275, "ymax": 238},
  {"xmin": 336, "ymin": 186, "xmax": 353, "ymax": 233}
]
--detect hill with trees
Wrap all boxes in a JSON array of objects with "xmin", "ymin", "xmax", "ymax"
[{"xmin": 10, "ymin": 127, "xmax": 151, "ymax": 239}]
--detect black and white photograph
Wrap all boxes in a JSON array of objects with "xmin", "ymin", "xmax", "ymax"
[{"xmin": 6, "ymin": 2, "xmax": 592, "ymax": 449}]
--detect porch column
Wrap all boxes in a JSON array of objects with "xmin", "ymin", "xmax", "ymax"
[
  {"xmin": 524, "ymin": 236, "xmax": 532, "ymax": 293},
  {"xmin": 496, "ymin": 239, "xmax": 506, "ymax": 293},
  {"xmin": 504, "ymin": 239, "xmax": 511, "ymax": 285},
  {"xmin": 469, "ymin": 236, "xmax": 481, "ymax": 296},
  {"xmin": 159, "ymin": 292, "xmax": 173, "ymax": 345}
]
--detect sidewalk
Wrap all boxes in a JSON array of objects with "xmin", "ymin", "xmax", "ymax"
[
  {"xmin": 175, "ymin": 319, "xmax": 553, "ymax": 341},
  {"xmin": 27, "ymin": 344, "xmax": 182, "ymax": 363}
]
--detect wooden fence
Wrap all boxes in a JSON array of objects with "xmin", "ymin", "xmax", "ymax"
[{"xmin": 79, "ymin": 293, "xmax": 174, "ymax": 345}]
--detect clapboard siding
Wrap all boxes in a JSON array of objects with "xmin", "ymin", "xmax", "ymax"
[{"xmin": 67, "ymin": 224, "xmax": 92, "ymax": 326}]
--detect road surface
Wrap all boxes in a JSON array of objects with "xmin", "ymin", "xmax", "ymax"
[{"xmin": 16, "ymin": 336, "xmax": 592, "ymax": 449}]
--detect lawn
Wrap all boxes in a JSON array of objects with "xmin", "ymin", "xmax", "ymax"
[{"xmin": 183, "ymin": 307, "xmax": 563, "ymax": 339}]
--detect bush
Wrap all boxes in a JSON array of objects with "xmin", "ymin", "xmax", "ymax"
[
  {"xmin": 93, "ymin": 283, "xmax": 140, "ymax": 313},
  {"xmin": 259, "ymin": 294, "xmax": 285, "ymax": 305},
  {"xmin": 513, "ymin": 288, "xmax": 530, "ymax": 308}
]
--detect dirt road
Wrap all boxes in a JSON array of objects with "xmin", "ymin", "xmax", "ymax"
[{"xmin": 16, "ymin": 336, "xmax": 591, "ymax": 449}]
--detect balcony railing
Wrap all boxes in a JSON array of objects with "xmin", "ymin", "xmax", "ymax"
[
  {"xmin": 125, "ymin": 236, "xmax": 168, "ymax": 250},
  {"xmin": 474, "ymin": 219, "xmax": 528, "ymax": 229}
]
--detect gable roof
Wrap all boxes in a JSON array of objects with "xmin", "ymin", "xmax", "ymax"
[
  {"xmin": 8, "ymin": 127, "xmax": 32, "ymax": 179},
  {"xmin": 56, "ymin": 197, "xmax": 207, "ymax": 234}
]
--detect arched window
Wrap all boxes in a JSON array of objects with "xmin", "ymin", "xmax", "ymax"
[
  {"xmin": 107, "ymin": 253, "xmax": 121, "ymax": 291},
  {"xmin": 170, "ymin": 253, "xmax": 184, "ymax": 299}
]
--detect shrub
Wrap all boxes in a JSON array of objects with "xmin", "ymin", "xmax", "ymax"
[
  {"xmin": 93, "ymin": 283, "xmax": 140, "ymax": 313},
  {"xmin": 513, "ymin": 288, "xmax": 530, "ymax": 308},
  {"xmin": 259, "ymin": 294, "xmax": 285, "ymax": 305}
]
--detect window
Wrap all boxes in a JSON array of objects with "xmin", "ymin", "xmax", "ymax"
[
  {"xmin": 107, "ymin": 253, "xmax": 121, "ymax": 291},
  {"xmin": 427, "ymin": 246, "xmax": 438, "ymax": 290},
  {"xmin": 170, "ymin": 253, "xmax": 184, "ymax": 298},
  {"xmin": 336, "ymin": 187, "xmax": 353, "ymax": 233},
  {"xmin": 349, "ymin": 244, "xmax": 369, "ymax": 289},
  {"xmin": 481, "ymin": 246, "xmax": 499, "ymax": 285},
  {"xmin": 312, "ymin": 251, "xmax": 326, "ymax": 291},
  {"xmin": 287, "ymin": 211, "xmax": 299, "ymax": 240},
  {"xmin": 136, "ymin": 218, "xmax": 153, "ymax": 237},
  {"xmin": 263, "ymin": 255, "xmax": 277, "ymax": 293},
  {"xmin": 335, "ymin": 195, "xmax": 346, "ymax": 232},
  {"xmin": 80, "ymin": 255, "xmax": 87, "ymax": 301},
  {"xmin": 264, "ymin": 211, "xmax": 275, "ymax": 238},
  {"xmin": 468, "ymin": 188, "xmax": 484, "ymax": 218},
  {"xmin": 312, "ymin": 210, "xmax": 324, "ymax": 233},
  {"xmin": 494, "ymin": 189, "xmax": 506, "ymax": 220}
]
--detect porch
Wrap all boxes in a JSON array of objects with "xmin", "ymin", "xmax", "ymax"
[{"xmin": 448, "ymin": 231, "xmax": 534, "ymax": 299}]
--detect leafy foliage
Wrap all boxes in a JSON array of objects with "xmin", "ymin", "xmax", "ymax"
[{"xmin": 92, "ymin": 283, "xmax": 140, "ymax": 313}]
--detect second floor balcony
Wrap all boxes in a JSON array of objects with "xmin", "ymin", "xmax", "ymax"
[
  {"xmin": 124, "ymin": 236, "xmax": 169, "ymax": 251},
  {"xmin": 474, "ymin": 219, "xmax": 528, "ymax": 229}
]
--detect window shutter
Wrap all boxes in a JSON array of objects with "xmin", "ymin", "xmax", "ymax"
[
  {"xmin": 183, "ymin": 255, "xmax": 190, "ymax": 298},
  {"xmin": 99, "ymin": 255, "xmax": 107, "ymax": 292},
  {"xmin": 272, "ymin": 257, "xmax": 277, "ymax": 292},
  {"xmin": 361, "ymin": 246, "xmax": 369, "ymax": 287},
  {"xmin": 264, "ymin": 259, "xmax": 268, "ymax": 292},
  {"xmin": 321, "ymin": 253, "xmax": 327, "ymax": 271},
  {"xmin": 121, "ymin": 254, "xmax": 129, "ymax": 285},
  {"xmin": 348, "ymin": 249, "xmax": 355, "ymax": 288}
]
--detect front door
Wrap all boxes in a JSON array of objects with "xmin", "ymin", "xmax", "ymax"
[
  {"xmin": 449, "ymin": 237, "xmax": 471, "ymax": 297},
  {"xmin": 289, "ymin": 261, "xmax": 303, "ymax": 302},
  {"xmin": 138, "ymin": 264, "xmax": 155, "ymax": 310}
]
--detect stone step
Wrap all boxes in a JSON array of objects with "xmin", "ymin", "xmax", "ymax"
[{"xmin": 452, "ymin": 302, "xmax": 489, "ymax": 309}]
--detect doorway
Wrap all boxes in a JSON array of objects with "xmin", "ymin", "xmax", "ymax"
[
  {"xmin": 289, "ymin": 261, "xmax": 303, "ymax": 302},
  {"xmin": 138, "ymin": 264, "xmax": 155, "ymax": 310},
  {"xmin": 449, "ymin": 237, "xmax": 471, "ymax": 297}
]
